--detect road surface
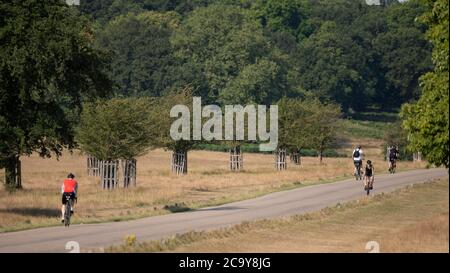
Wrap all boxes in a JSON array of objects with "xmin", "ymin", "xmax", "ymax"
[{"xmin": 0, "ymin": 168, "xmax": 447, "ymax": 252}]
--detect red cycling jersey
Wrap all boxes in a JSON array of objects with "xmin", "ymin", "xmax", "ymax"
[{"xmin": 63, "ymin": 179, "xmax": 77, "ymax": 193}]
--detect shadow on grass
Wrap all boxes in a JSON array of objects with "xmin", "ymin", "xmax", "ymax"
[
  {"xmin": 163, "ymin": 203, "xmax": 191, "ymax": 213},
  {"xmin": 0, "ymin": 208, "xmax": 60, "ymax": 217},
  {"xmin": 349, "ymin": 111, "xmax": 399, "ymax": 122},
  {"xmin": 197, "ymin": 206, "xmax": 245, "ymax": 211}
]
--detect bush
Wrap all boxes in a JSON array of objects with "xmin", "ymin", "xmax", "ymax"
[{"xmin": 194, "ymin": 143, "xmax": 347, "ymax": 157}]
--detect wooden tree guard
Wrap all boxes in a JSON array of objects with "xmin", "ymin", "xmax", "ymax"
[
  {"xmin": 100, "ymin": 160, "xmax": 119, "ymax": 190},
  {"xmin": 275, "ymin": 148, "xmax": 287, "ymax": 170},
  {"xmin": 290, "ymin": 150, "xmax": 301, "ymax": 165},
  {"xmin": 121, "ymin": 158, "xmax": 137, "ymax": 188},
  {"xmin": 87, "ymin": 155, "xmax": 100, "ymax": 176},
  {"xmin": 172, "ymin": 151, "xmax": 187, "ymax": 175},
  {"xmin": 230, "ymin": 146, "xmax": 243, "ymax": 171}
]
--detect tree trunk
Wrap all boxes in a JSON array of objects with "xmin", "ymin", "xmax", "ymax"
[
  {"xmin": 319, "ymin": 150, "xmax": 323, "ymax": 164},
  {"xmin": 290, "ymin": 148, "xmax": 301, "ymax": 165},
  {"xmin": 4, "ymin": 155, "xmax": 22, "ymax": 189}
]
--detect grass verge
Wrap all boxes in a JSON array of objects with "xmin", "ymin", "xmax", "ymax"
[{"xmin": 107, "ymin": 177, "xmax": 449, "ymax": 253}]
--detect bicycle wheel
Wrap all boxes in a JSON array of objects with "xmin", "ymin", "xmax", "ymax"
[
  {"xmin": 355, "ymin": 166, "xmax": 361, "ymax": 180},
  {"xmin": 65, "ymin": 201, "xmax": 71, "ymax": 227}
]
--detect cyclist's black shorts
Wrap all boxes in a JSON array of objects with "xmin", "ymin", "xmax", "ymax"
[
  {"xmin": 62, "ymin": 192, "xmax": 76, "ymax": 205},
  {"xmin": 354, "ymin": 160, "xmax": 362, "ymax": 168},
  {"xmin": 389, "ymin": 157, "xmax": 397, "ymax": 163}
]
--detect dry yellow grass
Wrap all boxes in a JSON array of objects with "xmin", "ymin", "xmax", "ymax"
[
  {"xmin": 0, "ymin": 140, "xmax": 426, "ymax": 232},
  {"xmin": 111, "ymin": 178, "xmax": 446, "ymax": 253},
  {"xmin": 379, "ymin": 212, "xmax": 449, "ymax": 252}
]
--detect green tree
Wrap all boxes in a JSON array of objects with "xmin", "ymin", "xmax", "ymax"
[
  {"xmin": 277, "ymin": 97, "xmax": 313, "ymax": 152},
  {"xmin": 171, "ymin": 3, "xmax": 291, "ymax": 104},
  {"xmin": 288, "ymin": 0, "xmax": 432, "ymax": 111},
  {"xmin": 80, "ymin": 0, "xmax": 144, "ymax": 25},
  {"xmin": 149, "ymin": 90, "xmax": 193, "ymax": 149},
  {"xmin": 220, "ymin": 59, "xmax": 282, "ymax": 105},
  {"xmin": 96, "ymin": 11, "xmax": 181, "ymax": 96},
  {"xmin": 252, "ymin": 0, "xmax": 307, "ymax": 37},
  {"xmin": 307, "ymin": 100, "xmax": 342, "ymax": 163},
  {"xmin": 295, "ymin": 21, "xmax": 369, "ymax": 112},
  {"xmin": 0, "ymin": 0, "xmax": 112, "ymax": 189},
  {"xmin": 400, "ymin": 0, "xmax": 449, "ymax": 168},
  {"xmin": 371, "ymin": 0, "xmax": 432, "ymax": 106},
  {"xmin": 152, "ymin": 89, "xmax": 195, "ymax": 173},
  {"xmin": 141, "ymin": 0, "xmax": 212, "ymax": 15},
  {"xmin": 382, "ymin": 121, "xmax": 412, "ymax": 161},
  {"xmin": 75, "ymin": 98, "xmax": 157, "ymax": 161}
]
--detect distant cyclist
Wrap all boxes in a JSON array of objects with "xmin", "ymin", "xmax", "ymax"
[
  {"xmin": 388, "ymin": 145, "xmax": 399, "ymax": 173},
  {"xmin": 352, "ymin": 145, "xmax": 364, "ymax": 179},
  {"xmin": 61, "ymin": 173, "xmax": 78, "ymax": 223},
  {"xmin": 364, "ymin": 160, "xmax": 374, "ymax": 191}
]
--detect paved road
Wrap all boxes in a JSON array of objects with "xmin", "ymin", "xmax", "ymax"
[{"xmin": 0, "ymin": 168, "xmax": 447, "ymax": 252}]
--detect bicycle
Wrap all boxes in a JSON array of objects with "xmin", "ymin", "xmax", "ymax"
[
  {"xmin": 364, "ymin": 176, "xmax": 374, "ymax": 196},
  {"xmin": 388, "ymin": 159, "xmax": 396, "ymax": 174},
  {"xmin": 354, "ymin": 162, "xmax": 363, "ymax": 180},
  {"xmin": 63, "ymin": 195, "xmax": 73, "ymax": 227}
]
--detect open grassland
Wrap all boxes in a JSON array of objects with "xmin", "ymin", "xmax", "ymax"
[
  {"xmin": 108, "ymin": 178, "xmax": 448, "ymax": 253},
  {"xmin": 0, "ymin": 139, "xmax": 427, "ymax": 232}
]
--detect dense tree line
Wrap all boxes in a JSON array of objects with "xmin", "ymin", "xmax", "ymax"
[
  {"xmin": 1, "ymin": 0, "xmax": 445, "ymax": 189},
  {"xmin": 79, "ymin": 0, "xmax": 432, "ymax": 111}
]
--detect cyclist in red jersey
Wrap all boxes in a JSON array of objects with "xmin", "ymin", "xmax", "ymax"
[{"xmin": 61, "ymin": 173, "xmax": 78, "ymax": 223}]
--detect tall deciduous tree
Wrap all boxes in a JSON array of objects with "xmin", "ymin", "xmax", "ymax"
[
  {"xmin": 96, "ymin": 11, "xmax": 181, "ymax": 97},
  {"xmin": 400, "ymin": 0, "xmax": 449, "ymax": 168},
  {"xmin": 171, "ymin": 3, "xmax": 291, "ymax": 105},
  {"xmin": 0, "ymin": 0, "xmax": 112, "ymax": 189}
]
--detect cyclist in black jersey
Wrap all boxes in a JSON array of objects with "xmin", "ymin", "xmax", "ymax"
[{"xmin": 364, "ymin": 160, "xmax": 374, "ymax": 191}]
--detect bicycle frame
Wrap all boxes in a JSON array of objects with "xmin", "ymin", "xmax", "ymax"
[
  {"xmin": 364, "ymin": 176, "xmax": 374, "ymax": 195},
  {"xmin": 64, "ymin": 195, "xmax": 72, "ymax": 227},
  {"xmin": 389, "ymin": 159, "xmax": 397, "ymax": 174},
  {"xmin": 355, "ymin": 162, "xmax": 363, "ymax": 180}
]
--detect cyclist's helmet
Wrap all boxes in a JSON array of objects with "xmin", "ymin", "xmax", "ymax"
[
  {"xmin": 67, "ymin": 173, "xmax": 75, "ymax": 179},
  {"xmin": 357, "ymin": 145, "xmax": 361, "ymax": 149},
  {"xmin": 367, "ymin": 160, "xmax": 372, "ymax": 164}
]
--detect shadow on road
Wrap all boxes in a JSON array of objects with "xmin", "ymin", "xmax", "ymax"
[{"xmin": 162, "ymin": 203, "xmax": 246, "ymax": 213}]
